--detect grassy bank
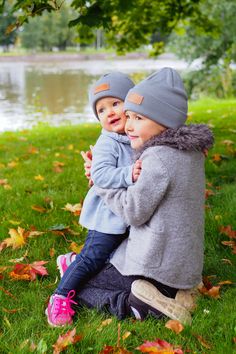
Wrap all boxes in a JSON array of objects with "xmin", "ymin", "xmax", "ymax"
[{"xmin": 0, "ymin": 99, "xmax": 235, "ymax": 353}]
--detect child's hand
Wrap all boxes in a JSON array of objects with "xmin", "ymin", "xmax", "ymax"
[
  {"xmin": 132, "ymin": 160, "xmax": 142, "ymax": 182},
  {"xmin": 203, "ymin": 148, "xmax": 208, "ymax": 157},
  {"xmin": 81, "ymin": 146, "xmax": 93, "ymax": 186}
]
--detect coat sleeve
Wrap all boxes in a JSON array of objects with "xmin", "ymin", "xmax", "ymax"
[
  {"xmin": 94, "ymin": 150, "xmax": 170, "ymax": 226},
  {"xmin": 91, "ymin": 136, "xmax": 133, "ymax": 188}
]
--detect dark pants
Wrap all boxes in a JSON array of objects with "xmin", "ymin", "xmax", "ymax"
[
  {"xmin": 56, "ymin": 229, "xmax": 128, "ymax": 297},
  {"xmin": 77, "ymin": 263, "xmax": 178, "ymax": 320}
]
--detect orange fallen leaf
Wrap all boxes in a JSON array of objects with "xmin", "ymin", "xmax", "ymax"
[
  {"xmin": 62, "ymin": 203, "xmax": 82, "ymax": 216},
  {"xmin": 219, "ymin": 225, "xmax": 236, "ymax": 239},
  {"xmin": 212, "ymin": 154, "xmax": 222, "ymax": 162},
  {"xmin": 0, "ymin": 179, "xmax": 12, "ymax": 189},
  {"xmin": 199, "ymin": 284, "xmax": 220, "ymax": 299},
  {"xmin": 52, "ymin": 328, "xmax": 82, "ymax": 354},
  {"xmin": 53, "ymin": 161, "xmax": 65, "ymax": 168},
  {"xmin": 0, "ymin": 178, "xmax": 8, "ymax": 185},
  {"xmin": 136, "ymin": 339, "xmax": 183, "ymax": 353},
  {"xmin": 70, "ymin": 242, "xmax": 84, "ymax": 254},
  {"xmin": 49, "ymin": 248, "xmax": 55, "ymax": 258},
  {"xmin": 165, "ymin": 320, "xmax": 184, "ymax": 334},
  {"xmin": 205, "ymin": 189, "xmax": 215, "ymax": 199},
  {"xmin": 53, "ymin": 161, "xmax": 65, "ymax": 173},
  {"xmin": 9, "ymin": 261, "xmax": 48, "ymax": 281},
  {"xmin": 0, "ymin": 227, "xmax": 26, "ymax": 251},
  {"xmin": 28, "ymin": 146, "xmax": 39, "ymax": 154}
]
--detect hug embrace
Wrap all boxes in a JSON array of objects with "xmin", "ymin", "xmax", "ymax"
[{"xmin": 45, "ymin": 68, "xmax": 214, "ymax": 327}]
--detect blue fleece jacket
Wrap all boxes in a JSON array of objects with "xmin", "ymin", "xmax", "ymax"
[{"xmin": 79, "ymin": 129, "xmax": 133, "ymax": 234}]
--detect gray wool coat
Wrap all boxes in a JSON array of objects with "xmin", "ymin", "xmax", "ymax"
[{"xmin": 95, "ymin": 124, "xmax": 214, "ymax": 289}]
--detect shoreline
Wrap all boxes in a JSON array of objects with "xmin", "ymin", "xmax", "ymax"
[
  {"xmin": 0, "ymin": 52, "xmax": 183, "ymax": 63},
  {"xmin": 0, "ymin": 51, "xmax": 151, "ymax": 62}
]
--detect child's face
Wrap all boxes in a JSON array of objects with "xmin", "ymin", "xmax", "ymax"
[
  {"xmin": 96, "ymin": 97, "xmax": 126, "ymax": 134},
  {"xmin": 125, "ymin": 111, "xmax": 166, "ymax": 149}
]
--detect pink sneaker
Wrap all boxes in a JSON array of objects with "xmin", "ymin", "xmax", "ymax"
[
  {"xmin": 45, "ymin": 290, "xmax": 77, "ymax": 327},
  {"xmin": 57, "ymin": 252, "xmax": 76, "ymax": 278}
]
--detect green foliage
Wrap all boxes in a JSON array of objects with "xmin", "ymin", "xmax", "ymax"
[
  {"xmin": 20, "ymin": 5, "xmax": 78, "ymax": 51},
  {"xmin": 0, "ymin": 3, "xmax": 17, "ymax": 48},
  {"xmin": 169, "ymin": 0, "xmax": 236, "ymax": 97},
  {"xmin": 1, "ymin": 0, "xmax": 206, "ymax": 55},
  {"xmin": 183, "ymin": 67, "xmax": 236, "ymax": 100}
]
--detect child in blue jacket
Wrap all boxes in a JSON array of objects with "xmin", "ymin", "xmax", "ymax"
[{"xmin": 46, "ymin": 72, "xmax": 142, "ymax": 327}]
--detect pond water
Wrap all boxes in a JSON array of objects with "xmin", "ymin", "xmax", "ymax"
[{"xmin": 0, "ymin": 55, "xmax": 191, "ymax": 132}]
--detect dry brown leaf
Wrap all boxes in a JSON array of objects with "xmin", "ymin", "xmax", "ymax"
[
  {"xmin": 52, "ymin": 328, "xmax": 82, "ymax": 354},
  {"xmin": 193, "ymin": 334, "xmax": 212, "ymax": 349},
  {"xmin": 31, "ymin": 205, "xmax": 47, "ymax": 213},
  {"xmin": 221, "ymin": 258, "xmax": 233, "ymax": 265}
]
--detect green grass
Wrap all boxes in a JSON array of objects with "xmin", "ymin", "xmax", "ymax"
[{"xmin": 0, "ymin": 99, "xmax": 236, "ymax": 353}]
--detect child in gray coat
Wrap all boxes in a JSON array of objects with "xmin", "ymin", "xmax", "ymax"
[
  {"xmin": 45, "ymin": 72, "xmax": 142, "ymax": 327},
  {"xmin": 75, "ymin": 68, "xmax": 214, "ymax": 325}
]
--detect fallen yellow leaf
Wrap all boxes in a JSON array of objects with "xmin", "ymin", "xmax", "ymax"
[
  {"xmin": 34, "ymin": 175, "xmax": 45, "ymax": 181},
  {"xmin": 62, "ymin": 203, "xmax": 82, "ymax": 216},
  {"xmin": 0, "ymin": 227, "xmax": 26, "ymax": 251}
]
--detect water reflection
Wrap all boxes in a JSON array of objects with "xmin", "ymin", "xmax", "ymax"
[{"xmin": 0, "ymin": 57, "xmax": 189, "ymax": 132}]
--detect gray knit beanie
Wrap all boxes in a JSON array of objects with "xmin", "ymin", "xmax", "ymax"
[
  {"xmin": 124, "ymin": 67, "xmax": 188, "ymax": 128},
  {"xmin": 89, "ymin": 72, "xmax": 134, "ymax": 119}
]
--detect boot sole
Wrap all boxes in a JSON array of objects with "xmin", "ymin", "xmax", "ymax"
[{"xmin": 131, "ymin": 279, "xmax": 192, "ymax": 325}]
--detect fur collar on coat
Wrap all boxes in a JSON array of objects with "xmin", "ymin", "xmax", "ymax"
[{"xmin": 134, "ymin": 124, "xmax": 214, "ymax": 160}]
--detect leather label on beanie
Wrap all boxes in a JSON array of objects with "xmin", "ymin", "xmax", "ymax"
[
  {"xmin": 127, "ymin": 92, "xmax": 144, "ymax": 105},
  {"xmin": 94, "ymin": 83, "xmax": 110, "ymax": 94}
]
